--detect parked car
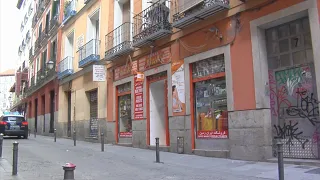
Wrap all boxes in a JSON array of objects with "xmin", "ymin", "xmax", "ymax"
[{"xmin": 0, "ymin": 112, "xmax": 28, "ymax": 139}]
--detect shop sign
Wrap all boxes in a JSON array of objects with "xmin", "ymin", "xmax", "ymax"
[
  {"xmin": 134, "ymin": 76, "xmax": 144, "ymax": 120},
  {"xmin": 197, "ymin": 130, "xmax": 228, "ymax": 139},
  {"xmin": 138, "ymin": 47, "xmax": 171, "ymax": 72},
  {"xmin": 114, "ymin": 61, "xmax": 138, "ymax": 81},
  {"xmin": 171, "ymin": 59, "xmax": 185, "ymax": 116},
  {"xmin": 119, "ymin": 132, "xmax": 132, "ymax": 138},
  {"xmin": 93, "ymin": 65, "xmax": 106, "ymax": 82}
]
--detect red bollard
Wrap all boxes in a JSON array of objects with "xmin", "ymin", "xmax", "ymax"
[{"xmin": 62, "ymin": 163, "xmax": 76, "ymax": 180}]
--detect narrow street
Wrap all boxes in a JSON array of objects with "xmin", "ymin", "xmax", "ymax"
[{"xmin": 0, "ymin": 136, "xmax": 319, "ymax": 180}]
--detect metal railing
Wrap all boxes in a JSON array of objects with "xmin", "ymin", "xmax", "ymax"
[
  {"xmin": 172, "ymin": 0, "xmax": 229, "ymax": 28},
  {"xmin": 63, "ymin": 0, "xmax": 77, "ymax": 22},
  {"xmin": 26, "ymin": 31, "xmax": 31, "ymax": 43},
  {"xmin": 105, "ymin": 22, "xmax": 132, "ymax": 58},
  {"xmin": 35, "ymin": 0, "xmax": 50, "ymax": 21},
  {"xmin": 133, "ymin": 0, "xmax": 171, "ymax": 45},
  {"xmin": 29, "ymin": 47, "xmax": 34, "ymax": 60},
  {"xmin": 58, "ymin": 56, "xmax": 73, "ymax": 74},
  {"xmin": 40, "ymin": 28, "xmax": 49, "ymax": 44},
  {"xmin": 50, "ymin": 14, "xmax": 60, "ymax": 32},
  {"xmin": 78, "ymin": 39, "xmax": 100, "ymax": 63}
]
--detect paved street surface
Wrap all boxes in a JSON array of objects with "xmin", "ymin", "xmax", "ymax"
[{"xmin": 1, "ymin": 136, "xmax": 320, "ymax": 180}]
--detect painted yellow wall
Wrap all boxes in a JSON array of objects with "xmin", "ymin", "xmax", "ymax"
[{"xmin": 58, "ymin": 0, "xmax": 109, "ymax": 123}]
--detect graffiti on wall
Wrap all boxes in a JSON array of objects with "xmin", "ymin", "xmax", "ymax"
[{"xmin": 269, "ymin": 65, "xmax": 320, "ymax": 158}]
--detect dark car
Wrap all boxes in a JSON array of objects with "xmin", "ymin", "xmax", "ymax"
[{"xmin": 0, "ymin": 114, "xmax": 28, "ymax": 139}]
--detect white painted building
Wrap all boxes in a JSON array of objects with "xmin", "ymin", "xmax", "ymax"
[{"xmin": 0, "ymin": 70, "xmax": 15, "ymax": 115}]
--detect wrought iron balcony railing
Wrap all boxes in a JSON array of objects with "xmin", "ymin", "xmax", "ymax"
[
  {"xmin": 35, "ymin": 0, "xmax": 50, "ymax": 22},
  {"xmin": 172, "ymin": 0, "xmax": 230, "ymax": 29},
  {"xmin": 63, "ymin": 0, "xmax": 77, "ymax": 24},
  {"xmin": 32, "ymin": 15, "xmax": 37, "ymax": 28},
  {"xmin": 78, "ymin": 39, "xmax": 100, "ymax": 68},
  {"xmin": 58, "ymin": 56, "xmax": 74, "ymax": 79},
  {"xmin": 49, "ymin": 14, "xmax": 60, "ymax": 35},
  {"xmin": 133, "ymin": 0, "xmax": 172, "ymax": 48},
  {"xmin": 29, "ymin": 47, "xmax": 34, "ymax": 60},
  {"xmin": 105, "ymin": 22, "xmax": 134, "ymax": 61},
  {"xmin": 35, "ymin": 61, "xmax": 56, "ymax": 88},
  {"xmin": 34, "ymin": 37, "xmax": 41, "ymax": 55},
  {"xmin": 40, "ymin": 28, "xmax": 49, "ymax": 45},
  {"xmin": 26, "ymin": 31, "xmax": 31, "ymax": 43}
]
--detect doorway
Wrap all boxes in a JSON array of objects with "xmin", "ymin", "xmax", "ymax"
[
  {"xmin": 34, "ymin": 98, "xmax": 38, "ymax": 132},
  {"xmin": 41, "ymin": 95, "xmax": 45, "ymax": 133},
  {"xmin": 67, "ymin": 91, "xmax": 72, "ymax": 137},
  {"xmin": 147, "ymin": 72, "xmax": 169, "ymax": 147},
  {"xmin": 50, "ymin": 90, "xmax": 55, "ymax": 133}
]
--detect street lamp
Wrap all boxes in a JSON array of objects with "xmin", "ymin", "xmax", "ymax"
[{"xmin": 47, "ymin": 60, "xmax": 54, "ymax": 70}]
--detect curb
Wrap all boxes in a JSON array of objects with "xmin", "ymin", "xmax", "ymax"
[{"xmin": 0, "ymin": 158, "xmax": 24, "ymax": 180}]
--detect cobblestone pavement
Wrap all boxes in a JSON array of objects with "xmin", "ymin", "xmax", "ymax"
[{"xmin": 1, "ymin": 136, "xmax": 320, "ymax": 180}]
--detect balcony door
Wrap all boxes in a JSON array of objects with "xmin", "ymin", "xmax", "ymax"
[
  {"xmin": 87, "ymin": 9, "xmax": 100, "ymax": 57},
  {"xmin": 45, "ymin": 11, "xmax": 50, "ymax": 33},
  {"xmin": 65, "ymin": 31, "xmax": 74, "ymax": 58}
]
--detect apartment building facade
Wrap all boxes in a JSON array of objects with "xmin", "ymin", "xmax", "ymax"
[
  {"xmin": 104, "ymin": 0, "xmax": 320, "ymax": 161},
  {"xmin": 10, "ymin": 0, "xmax": 35, "ymax": 114},
  {"xmin": 56, "ymin": 0, "xmax": 108, "ymax": 139},
  {"xmin": 22, "ymin": 0, "xmax": 320, "ymax": 161},
  {"xmin": 26, "ymin": 0, "xmax": 62, "ymax": 135},
  {"xmin": 0, "ymin": 70, "xmax": 15, "ymax": 116}
]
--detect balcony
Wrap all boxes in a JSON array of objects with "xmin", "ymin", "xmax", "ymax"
[
  {"xmin": 35, "ymin": 0, "xmax": 50, "ymax": 22},
  {"xmin": 34, "ymin": 37, "xmax": 41, "ymax": 55},
  {"xmin": 26, "ymin": 31, "xmax": 31, "ymax": 43},
  {"xmin": 172, "ymin": 0, "xmax": 230, "ymax": 29},
  {"xmin": 133, "ymin": 0, "xmax": 172, "ymax": 48},
  {"xmin": 32, "ymin": 15, "xmax": 37, "ymax": 28},
  {"xmin": 49, "ymin": 14, "xmax": 60, "ymax": 35},
  {"xmin": 29, "ymin": 47, "xmax": 34, "ymax": 60},
  {"xmin": 18, "ymin": 46, "xmax": 22, "ymax": 56},
  {"xmin": 35, "ymin": 61, "xmax": 56, "ymax": 88},
  {"xmin": 105, "ymin": 22, "xmax": 134, "ymax": 61},
  {"xmin": 58, "ymin": 56, "xmax": 74, "ymax": 79},
  {"xmin": 78, "ymin": 39, "xmax": 100, "ymax": 68},
  {"xmin": 63, "ymin": 0, "xmax": 77, "ymax": 24},
  {"xmin": 40, "ymin": 29, "xmax": 49, "ymax": 46}
]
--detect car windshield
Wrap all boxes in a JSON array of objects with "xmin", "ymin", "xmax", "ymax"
[{"xmin": 2, "ymin": 116, "xmax": 25, "ymax": 122}]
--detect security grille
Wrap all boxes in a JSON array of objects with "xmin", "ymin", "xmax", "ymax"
[{"xmin": 89, "ymin": 90, "xmax": 98, "ymax": 137}]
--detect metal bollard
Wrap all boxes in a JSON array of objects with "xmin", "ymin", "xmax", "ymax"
[
  {"xmin": 101, "ymin": 132, "xmax": 104, "ymax": 152},
  {"xmin": 28, "ymin": 129, "xmax": 31, "ymax": 137},
  {"xmin": 155, "ymin": 137, "xmax": 160, "ymax": 163},
  {"xmin": 73, "ymin": 130, "xmax": 76, "ymax": 146},
  {"xmin": 54, "ymin": 129, "xmax": 57, "ymax": 142},
  {"xmin": 0, "ymin": 133, "xmax": 3, "ymax": 158},
  {"xmin": 277, "ymin": 141, "xmax": 284, "ymax": 180},
  {"xmin": 62, "ymin": 163, "xmax": 76, "ymax": 180},
  {"xmin": 12, "ymin": 141, "xmax": 19, "ymax": 176},
  {"xmin": 34, "ymin": 129, "xmax": 36, "ymax": 138}
]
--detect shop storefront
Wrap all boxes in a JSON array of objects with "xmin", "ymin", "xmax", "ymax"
[
  {"xmin": 116, "ymin": 82, "xmax": 132, "ymax": 138},
  {"xmin": 190, "ymin": 54, "xmax": 228, "ymax": 140}
]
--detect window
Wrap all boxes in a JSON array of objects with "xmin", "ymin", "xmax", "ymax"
[
  {"xmin": 266, "ymin": 18, "xmax": 312, "ymax": 70},
  {"xmin": 192, "ymin": 55, "xmax": 228, "ymax": 139},
  {"xmin": 117, "ymin": 82, "xmax": 132, "ymax": 137}
]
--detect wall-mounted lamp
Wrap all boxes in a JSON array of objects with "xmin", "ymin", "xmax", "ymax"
[{"xmin": 47, "ymin": 60, "xmax": 54, "ymax": 70}]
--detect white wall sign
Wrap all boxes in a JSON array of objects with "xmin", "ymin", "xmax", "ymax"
[
  {"xmin": 93, "ymin": 65, "xmax": 106, "ymax": 82},
  {"xmin": 77, "ymin": 34, "xmax": 84, "ymax": 50}
]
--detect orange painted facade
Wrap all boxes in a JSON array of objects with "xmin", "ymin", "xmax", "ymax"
[{"xmin": 106, "ymin": 0, "xmax": 306, "ymax": 119}]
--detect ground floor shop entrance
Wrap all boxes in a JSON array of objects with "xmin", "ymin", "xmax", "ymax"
[{"xmin": 147, "ymin": 72, "xmax": 169, "ymax": 146}]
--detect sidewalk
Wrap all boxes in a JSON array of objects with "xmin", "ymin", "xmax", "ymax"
[
  {"xmin": 0, "ymin": 158, "xmax": 23, "ymax": 180},
  {"xmin": 1, "ymin": 135, "xmax": 320, "ymax": 180}
]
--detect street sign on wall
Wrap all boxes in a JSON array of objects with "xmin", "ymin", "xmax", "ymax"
[{"xmin": 93, "ymin": 65, "xmax": 106, "ymax": 82}]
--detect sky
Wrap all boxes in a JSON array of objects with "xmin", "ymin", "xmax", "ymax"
[{"xmin": 0, "ymin": 0, "xmax": 20, "ymax": 73}]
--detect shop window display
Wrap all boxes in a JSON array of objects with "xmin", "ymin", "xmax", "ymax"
[
  {"xmin": 117, "ymin": 82, "xmax": 132, "ymax": 137},
  {"xmin": 192, "ymin": 55, "xmax": 228, "ymax": 139}
]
